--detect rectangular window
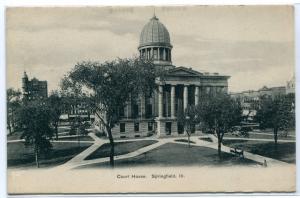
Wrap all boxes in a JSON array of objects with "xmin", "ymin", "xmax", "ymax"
[
  {"xmin": 177, "ymin": 123, "xmax": 184, "ymax": 134},
  {"xmin": 146, "ymin": 104, "xmax": 152, "ymax": 118},
  {"xmin": 120, "ymin": 123, "xmax": 125, "ymax": 133},
  {"xmin": 132, "ymin": 104, "xmax": 139, "ymax": 118},
  {"xmin": 148, "ymin": 122, "xmax": 153, "ymax": 131},
  {"xmin": 134, "ymin": 122, "xmax": 139, "ymax": 132},
  {"xmin": 166, "ymin": 122, "xmax": 172, "ymax": 135}
]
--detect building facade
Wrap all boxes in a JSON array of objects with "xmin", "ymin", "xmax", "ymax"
[
  {"xmin": 22, "ymin": 71, "xmax": 48, "ymax": 101},
  {"xmin": 286, "ymin": 75, "xmax": 295, "ymax": 94},
  {"xmin": 95, "ymin": 15, "xmax": 229, "ymax": 138},
  {"xmin": 231, "ymin": 86, "xmax": 287, "ymax": 122}
]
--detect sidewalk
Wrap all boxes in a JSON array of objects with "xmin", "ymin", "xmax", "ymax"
[
  {"xmin": 190, "ymin": 135, "xmax": 288, "ymax": 166},
  {"xmin": 54, "ymin": 134, "xmax": 290, "ymax": 170}
]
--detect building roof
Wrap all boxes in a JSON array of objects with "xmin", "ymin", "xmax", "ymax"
[
  {"xmin": 139, "ymin": 15, "xmax": 172, "ymax": 48},
  {"xmin": 165, "ymin": 66, "xmax": 230, "ymax": 78}
]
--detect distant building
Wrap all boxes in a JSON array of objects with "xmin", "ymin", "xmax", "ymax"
[
  {"xmin": 286, "ymin": 75, "xmax": 295, "ymax": 94},
  {"xmin": 231, "ymin": 86, "xmax": 287, "ymax": 122},
  {"xmin": 22, "ymin": 72, "xmax": 48, "ymax": 101},
  {"xmin": 60, "ymin": 95, "xmax": 95, "ymax": 122}
]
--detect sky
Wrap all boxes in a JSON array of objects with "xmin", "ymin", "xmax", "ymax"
[{"xmin": 6, "ymin": 6, "xmax": 295, "ymax": 93}]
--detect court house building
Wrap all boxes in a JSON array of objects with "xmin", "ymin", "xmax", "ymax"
[{"xmin": 95, "ymin": 15, "xmax": 230, "ymax": 138}]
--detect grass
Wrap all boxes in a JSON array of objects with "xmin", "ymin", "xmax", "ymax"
[
  {"xmin": 174, "ymin": 139, "xmax": 195, "ymax": 144},
  {"xmin": 7, "ymin": 132, "xmax": 22, "ymax": 141},
  {"xmin": 57, "ymin": 136, "xmax": 94, "ymax": 141},
  {"xmin": 7, "ymin": 142, "xmax": 92, "ymax": 168},
  {"xmin": 85, "ymin": 140, "xmax": 158, "ymax": 160},
  {"xmin": 95, "ymin": 132, "xmax": 107, "ymax": 138},
  {"xmin": 224, "ymin": 132, "xmax": 295, "ymax": 140},
  {"xmin": 80, "ymin": 143, "xmax": 258, "ymax": 168},
  {"xmin": 222, "ymin": 139, "xmax": 295, "ymax": 163}
]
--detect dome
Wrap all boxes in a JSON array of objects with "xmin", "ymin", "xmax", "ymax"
[{"xmin": 139, "ymin": 15, "xmax": 172, "ymax": 49}]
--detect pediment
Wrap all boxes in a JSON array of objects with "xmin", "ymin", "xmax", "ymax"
[{"xmin": 166, "ymin": 66, "xmax": 202, "ymax": 77}]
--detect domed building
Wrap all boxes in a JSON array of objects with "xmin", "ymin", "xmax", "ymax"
[
  {"xmin": 95, "ymin": 15, "xmax": 230, "ymax": 138},
  {"xmin": 138, "ymin": 15, "xmax": 173, "ymax": 68}
]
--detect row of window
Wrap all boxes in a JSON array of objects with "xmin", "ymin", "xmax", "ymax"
[
  {"xmin": 119, "ymin": 122, "xmax": 196, "ymax": 135},
  {"xmin": 119, "ymin": 104, "xmax": 153, "ymax": 118},
  {"xmin": 120, "ymin": 122, "xmax": 153, "ymax": 133}
]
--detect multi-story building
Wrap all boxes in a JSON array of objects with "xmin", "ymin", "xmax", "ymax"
[
  {"xmin": 22, "ymin": 71, "xmax": 48, "ymax": 101},
  {"xmin": 286, "ymin": 75, "xmax": 295, "ymax": 94},
  {"xmin": 231, "ymin": 86, "xmax": 287, "ymax": 121},
  {"xmin": 94, "ymin": 15, "xmax": 229, "ymax": 138}
]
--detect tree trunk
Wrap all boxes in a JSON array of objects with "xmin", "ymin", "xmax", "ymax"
[
  {"xmin": 218, "ymin": 140, "xmax": 222, "ymax": 159},
  {"xmin": 188, "ymin": 134, "xmax": 190, "ymax": 148},
  {"xmin": 35, "ymin": 146, "xmax": 40, "ymax": 168},
  {"xmin": 274, "ymin": 127, "xmax": 278, "ymax": 151},
  {"xmin": 107, "ymin": 127, "xmax": 115, "ymax": 168},
  {"xmin": 7, "ymin": 121, "xmax": 12, "ymax": 135},
  {"xmin": 11, "ymin": 112, "xmax": 15, "ymax": 133},
  {"xmin": 55, "ymin": 124, "xmax": 58, "ymax": 140},
  {"xmin": 77, "ymin": 128, "xmax": 81, "ymax": 148}
]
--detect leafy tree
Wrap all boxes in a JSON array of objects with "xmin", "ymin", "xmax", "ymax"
[
  {"xmin": 177, "ymin": 105, "xmax": 198, "ymax": 147},
  {"xmin": 196, "ymin": 93, "xmax": 242, "ymax": 158},
  {"xmin": 47, "ymin": 91, "xmax": 63, "ymax": 140},
  {"xmin": 17, "ymin": 102, "xmax": 53, "ymax": 168},
  {"xmin": 7, "ymin": 88, "xmax": 22, "ymax": 135},
  {"xmin": 256, "ymin": 95, "xmax": 294, "ymax": 148},
  {"xmin": 61, "ymin": 58, "xmax": 158, "ymax": 167}
]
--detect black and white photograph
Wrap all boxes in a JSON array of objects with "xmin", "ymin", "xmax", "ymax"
[{"xmin": 5, "ymin": 5, "xmax": 296, "ymax": 194}]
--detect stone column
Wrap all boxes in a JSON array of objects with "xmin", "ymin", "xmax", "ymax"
[
  {"xmin": 195, "ymin": 86, "xmax": 200, "ymax": 106},
  {"xmin": 158, "ymin": 85, "xmax": 163, "ymax": 118},
  {"xmin": 150, "ymin": 48, "xmax": 153, "ymax": 60},
  {"xmin": 158, "ymin": 48, "xmax": 160, "ymax": 60},
  {"xmin": 163, "ymin": 48, "xmax": 166, "ymax": 61},
  {"xmin": 183, "ymin": 85, "xmax": 188, "ymax": 111},
  {"xmin": 171, "ymin": 85, "xmax": 176, "ymax": 118}
]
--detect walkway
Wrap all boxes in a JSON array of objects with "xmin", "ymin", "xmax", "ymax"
[
  {"xmin": 194, "ymin": 135, "xmax": 288, "ymax": 166},
  {"xmin": 223, "ymin": 137, "xmax": 295, "ymax": 143},
  {"xmin": 53, "ymin": 133, "xmax": 290, "ymax": 171}
]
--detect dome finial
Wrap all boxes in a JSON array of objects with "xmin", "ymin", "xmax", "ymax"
[{"xmin": 151, "ymin": 8, "xmax": 158, "ymax": 20}]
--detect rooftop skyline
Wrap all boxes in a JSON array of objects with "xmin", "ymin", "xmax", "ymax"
[{"xmin": 6, "ymin": 6, "xmax": 294, "ymax": 93}]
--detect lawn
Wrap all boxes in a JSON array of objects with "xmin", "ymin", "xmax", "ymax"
[
  {"xmin": 7, "ymin": 142, "xmax": 92, "ymax": 168},
  {"xmin": 85, "ymin": 140, "xmax": 158, "ymax": 160},
  {"xmin": 80, "ymin": 143, "xmax": 258, "ymax": 168},
  {"xmin": 7, "ymin": 132, "xmax": 22, "ymax": 141},
  {"xmin": 222, "ymin": 139, "xmax": 295, "ymax": 163},
  {"xmin": 57, "ymin": 135, "xmax": 94, "ymax": 141},
  {"xmin": 224, "ymin": 132, "xmax": 295, "ymax": 140}
]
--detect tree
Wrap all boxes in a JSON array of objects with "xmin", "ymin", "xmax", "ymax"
[
  {"xmin": 61, "ymin": 58, "xmax": 159, "ymax": 167},
  {"xmin": 47, "ymin": 91, "xmax": 63, "ymax": 140},
  {"xmin": 177, "ymin": 105, "xmax": 198, "ymax": 147},
  {"xmin": 7, "ymin": 88, "xmax": 22, "ymax": 135},
  {"xmin": 256, "ymin": 95, "xmax": 294, "ymax": 148},
  {"xmin": 17, "ymin": 102, "xmax": 53, "ymax": 168},
  {"xmin": 196, "ymin": 93, "xmax": 242, "ymax": 158}
]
